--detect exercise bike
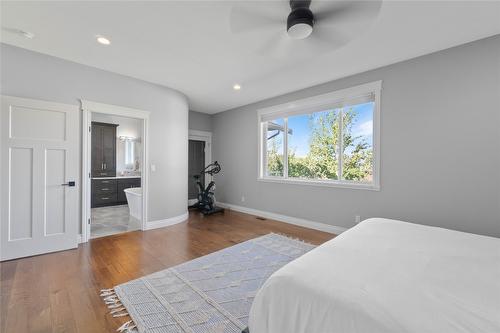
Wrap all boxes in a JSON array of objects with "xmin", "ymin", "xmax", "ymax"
[{"xmin": 189, "ymin": 161, "xmax": 224, "ymax": 215}]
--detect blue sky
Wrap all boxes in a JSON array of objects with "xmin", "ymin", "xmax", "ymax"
[{"xmin": 287, "ymin": 102, "xmax": 374, "ymax": 157}]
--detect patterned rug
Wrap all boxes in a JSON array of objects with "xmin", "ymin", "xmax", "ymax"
[{"xmin": 100, "ymin": 233, "xmax": 315, "ymax": 332}]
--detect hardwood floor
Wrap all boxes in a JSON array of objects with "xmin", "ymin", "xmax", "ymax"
[{"xmin": 0, "ymin": 209, "xmax": 335, "ymax": 333}]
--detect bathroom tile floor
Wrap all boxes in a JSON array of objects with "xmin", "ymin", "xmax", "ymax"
[{"xmin": 91, "ymin": 205, "xmax": 141, "ymax": 239}]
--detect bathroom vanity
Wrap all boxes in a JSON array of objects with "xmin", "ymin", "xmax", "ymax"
[{"xmin": 91, "ymin": 176, "xmax": 141, "ymax": 208}]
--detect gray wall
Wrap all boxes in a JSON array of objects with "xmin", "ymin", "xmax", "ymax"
[
  {"xmin": 1, "ymin": 43, "xmax": 189, "ymax": 228},
  {"xmin": 213, "ymin": 35, "xmax": 500, "ymax": 237},
  {"xmin": 189, "ymin": 110, "xmax": 212, "ymax": 132}
]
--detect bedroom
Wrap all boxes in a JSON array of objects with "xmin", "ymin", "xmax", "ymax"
[{"xmin": 0, "ymin": 1, "xmax": 499, "ymax": 332}]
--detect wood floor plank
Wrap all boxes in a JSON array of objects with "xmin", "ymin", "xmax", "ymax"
[
  {"xmin": 0, "ymin": 209, "xmax": 335, "ymax": 333},
  {"xmin": 3, "ymin": 259, "xmax": 32, "ymax": 333},
  {"xmin": 27, "ymin": 255, "xmax": 52, "ymax": 333}
]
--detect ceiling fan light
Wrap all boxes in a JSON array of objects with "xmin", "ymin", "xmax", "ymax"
[
  {"xmin": 287, "ymin": 23, "xmax": 313, "ymax": 39},
  {"xmin": 287, "ymin": 5, "xmax": 314, "ymax": 39}
]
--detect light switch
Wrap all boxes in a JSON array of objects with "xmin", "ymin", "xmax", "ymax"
[{"xmin": 151, "ymin": 164, "xmax": 156, "ymax": 172}]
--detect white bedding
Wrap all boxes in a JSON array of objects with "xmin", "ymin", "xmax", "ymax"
[{"xmin": 248, "ymin": 218, "xmax": 500, "ymax": 333}]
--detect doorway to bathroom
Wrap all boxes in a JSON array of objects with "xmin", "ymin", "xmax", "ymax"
[{"xmin": 81, "ymin": 101, "xmax": 149, "ymax": 242}]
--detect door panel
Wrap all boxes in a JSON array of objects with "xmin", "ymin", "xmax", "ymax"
[
  {"xmin": 91, "ymin": 125, "xmax": 103, "ymax": 176},
  {"xmin": 1, "ymin": 96, "xmax": 79, "ymax": 261},
  {"xmin": 188, "ymin": 140, "xmax": 205, "ymax": 199},
  {"xmin": 45, "ymin": 149, "xmax": 66, "ymax": 235},
  {"xmin": 8, "ymin": 147, "xmax": 34, "ymax": 240},
  {"xmin": 9, "ymin": 105, "xmax": 66, "ymax": 141},
  {"xmin": 102, "ymin": 125, "xmax": 116, "ymax": 174}
]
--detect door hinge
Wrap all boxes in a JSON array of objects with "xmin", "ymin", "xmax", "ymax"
[
  {"xmin": 88, "ymin": 218, "xmax": 91, "ymax": 225},
  {"xmin": 89, "ymin": 126, "xmax": 91, "ymax": 132},
  {"xmin": 88, "ymin": 172, "xmax": 91, "ymax": 178}
]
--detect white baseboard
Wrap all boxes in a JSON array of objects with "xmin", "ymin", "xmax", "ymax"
[
  {"xmin": 77, "ymin": 234, "xmax": 83, "ymax": 244},
  {"xmin": 188, "ymin": 199, "xmax": 197, "ymax": 206},
  {"xmin": 217, "ymin": 202, "xmax": 347, "ymax": 235},
  {"xmin": 145, "ymin": 211, "xmax": 189, "ymax": 230}
]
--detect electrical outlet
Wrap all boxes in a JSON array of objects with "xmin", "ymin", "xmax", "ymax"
[
  {"xmin": 241, "ymin": 196, "xmax": 245, "ymax": 202},
  {"xmin": 355, "ymin": 215, "xmax": 361, "ymax": 224}
]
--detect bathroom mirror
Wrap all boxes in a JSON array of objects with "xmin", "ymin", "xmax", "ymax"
[
  {"xmin": 119, "ymin": 136, "xmax": 140, "ymax": 171},
  {"xmin": 125, "ymin": 139, "xmax": 135, "ymax": 167}
]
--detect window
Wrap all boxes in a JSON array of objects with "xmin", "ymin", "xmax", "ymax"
[{"xmin": 258, "ymin": 81, "xmax": 381, "ymax": 190}]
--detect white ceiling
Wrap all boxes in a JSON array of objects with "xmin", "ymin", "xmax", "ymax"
[{"xmin": 1, "ymin": 1, "xmax": 499, "ymax": 114}]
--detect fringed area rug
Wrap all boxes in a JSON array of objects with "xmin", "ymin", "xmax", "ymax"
[{"xmin": 100, "ymin": 233, "xmax": 315, "ymax": 333}]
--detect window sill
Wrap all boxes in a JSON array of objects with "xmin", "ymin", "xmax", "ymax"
[{"xmin": 257, "ymin": 177, "xmax": 380, "ymax": 191}]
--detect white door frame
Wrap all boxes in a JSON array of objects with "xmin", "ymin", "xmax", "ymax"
[
  {"xmin": 80, "ymin": 100, "xmax": 150, "ymax": 243},
  {"xmin": 188, "ymin": 130, "xmax": 212, "ymax": 205}
]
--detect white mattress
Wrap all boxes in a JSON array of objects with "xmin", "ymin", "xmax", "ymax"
[{"xmin": 248, "ymin": 218, "xmax": 500, "ymax": 333}]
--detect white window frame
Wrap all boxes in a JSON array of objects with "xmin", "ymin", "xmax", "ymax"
[{"xmin": 257, "ymin": 81, "xmax": 381, "ymax": 191}]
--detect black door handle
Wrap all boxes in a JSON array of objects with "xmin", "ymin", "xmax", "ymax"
[{"xmin": 61, "ymin": 181, "xmax": 76, "ymax": 187}]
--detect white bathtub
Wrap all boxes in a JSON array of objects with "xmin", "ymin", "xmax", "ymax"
[{"xmin": 124, "ymin": 187, "xmax": 142, "ymax": 220}]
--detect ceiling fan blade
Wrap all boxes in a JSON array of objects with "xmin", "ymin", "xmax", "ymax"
[
  {"xmin": 310, "ymin": 23, "xmax": 352, "ymax": 52},
  {"xmin": 313, "ymin": 0, "xmax": 382, "ymax": 26},
  {"xmin": 229, "ymin": 4, "xmax": 283, "ymax": 34},
  {"xmin": 257, "ymin": 31, "xmax": 292, "ymax": 59}
]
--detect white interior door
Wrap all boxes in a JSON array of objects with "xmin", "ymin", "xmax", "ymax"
[{"xmin": 1, "ymin": 96, "xmax": 79, "ymax": 261}]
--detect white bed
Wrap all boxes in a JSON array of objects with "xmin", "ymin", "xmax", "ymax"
[{"xmin": 248, "ymin": 218, "xmax": 500, "ymax": 333}]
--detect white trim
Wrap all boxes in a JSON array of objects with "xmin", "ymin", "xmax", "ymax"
[
  {"xmin": 77, "ymin": 234, "xmax": 83, "ymax": 244},
  {"xmin": 217, "ymin": 202, "xmax": 347, "ymax": 235},
  {"xmin": 80, "ymin": 100, "xmax": 151, "ymax": 118},
  {"xmin": 372, "ymin": 84, "xmax": 382, "ymax": 189},
  {"xmin": 188, "ymin": 129, "xmax": 212, "ymax": 140},
  {"xmin": 81, "ymin": 108, "xmax": 91, "ymax": 243},
  {"xmin": 188, "ymin": 198, "xmax": 198, "ymax": 206},
  {"xmin": 257, "ymin": 80, "xmax": 382, "ymax": 191},
  {"xmin": 257, "ymin": 177, "xmax": 380, "ymax": 191},
  {"xmin": 283, "ymin": 118, "xmax": 289, "ymax": 178},
  {"xmin": 80, "ymin": 100, "xmax": 150, "ymax": 243},
  {"xmin": 257, "ymin": 81, "xmax": 382, "ymax": 118},
  {"xmin": 144, "ymin": 211, "xmax": 189, "ymax": 230}
]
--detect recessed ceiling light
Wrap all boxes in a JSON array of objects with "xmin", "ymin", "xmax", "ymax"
[
  {"xmin": 233, "ymin": 84, "xmax": 241, "ymax": 91},
  {"xmin": 96, "ymin": 35, "xmax": 111, "ymax": 45}
]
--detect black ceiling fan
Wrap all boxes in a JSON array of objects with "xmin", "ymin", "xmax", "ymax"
[
  {"xmin": 286, "ymin": 0, "xmax": 316, "ymax": 39},
  {"xmin": 230, "ymin": 0, "xmax": 382, "ymax": 57}
]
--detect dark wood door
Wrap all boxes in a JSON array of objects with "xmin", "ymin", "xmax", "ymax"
[{"xmin": 188, "ymin": 140, "xmax": 205, "ymax": 199}]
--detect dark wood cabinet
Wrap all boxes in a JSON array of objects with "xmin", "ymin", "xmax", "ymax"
[
  {"xmin": 92, "ymin": 179, "xmax": 117, "ymax": 207},
  {"xmin": 91, "ymin": 122, "xmax": 118, "ymax": 177},
  {"xmin": 91, "ymin": 177, "xmax": 140, "ymax": 208}
]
